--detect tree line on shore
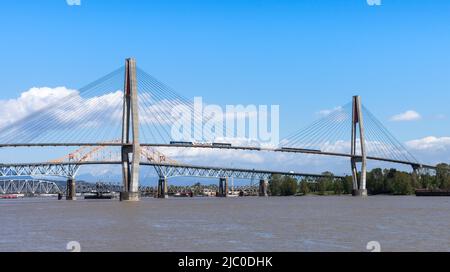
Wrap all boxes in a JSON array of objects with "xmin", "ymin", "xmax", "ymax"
[{"xmin": 269, "ymin": 163, "xmax": 450, "ymax": 196}]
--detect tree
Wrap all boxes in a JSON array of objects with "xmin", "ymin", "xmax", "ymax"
[
  {"xmin": 391, "ymin": 171, "xmax": 413, "ymax": 195},
  {"xmin": 299, "ymin": 180, "xmax": 310, "ymax": 195},
  {"xmin": 333, "ymin": 179, "xmax": 343, "ymax": 195},
  {"xmin": 436, "ymin": 163, "xmax": 450, "ymax": 190},
  {"xmin": 192, "ymin": 182, "xmax": 203, "ymax": 195},
  {"xmin": 383, "ymin": 168, "xmax": 397, "ymax": 194},
  {"xmin": 280, "ymin": 176, "xmax": 298, "ymax": 196},
  {"xmin": 317, "ymin": 172, "xmax": 333, "ymax": 195},
  {"xmin": 367, "ymin": 168, "xmax": 384, "ymax": 195},
  {"xmin": 420, "ymin": 173, "xmax": 436, "ymax": 189},
  {"xmin": 269, "ymin": 174, "xmax": 283, "ymax": 196},
  {"xmin": 343, "ymin": 176, "xmax": 354, "ymax": 194}
]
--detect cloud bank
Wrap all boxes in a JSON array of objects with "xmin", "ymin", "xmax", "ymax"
[
  {"xmin": 405, "ymin": 136, "xmax": 450, "ymax": 164},
  {"xmin": 0, "ymin": 87, "xmax": 78, "ymax": 128},
  {"xmin": 390, "ymin": 110, "xmax": 421, "ymax": 122}
]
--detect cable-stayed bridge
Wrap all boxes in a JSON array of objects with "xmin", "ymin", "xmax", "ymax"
[{"xmin": 0, "ymin": 58, "xmax": 436, "ymax": 200}]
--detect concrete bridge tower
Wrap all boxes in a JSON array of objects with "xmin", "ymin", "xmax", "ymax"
[
  {"xmin": 66, "ymin": 176, "xmax": 76, "ymax": 200},
  {"xmin": 351, "ymin": 95, "xmax": 368, "ymax": 197},
  {"xmin": 120, "ymin": 58, "xmax": 141, "ymax": 201}
]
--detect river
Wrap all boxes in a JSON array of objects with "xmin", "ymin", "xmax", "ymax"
[{"xmin": 1, "ymin": 196, "xmax": 449, "ymax": 252}]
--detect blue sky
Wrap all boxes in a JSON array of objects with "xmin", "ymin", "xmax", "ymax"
[{"xmin": 0, "ymin": 0, "xmax": 449, "ymax": 179}]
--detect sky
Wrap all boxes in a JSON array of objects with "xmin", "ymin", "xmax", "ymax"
[{"xmin": 0, "ymin": 0, "xmax": 449, "ymax": 182}]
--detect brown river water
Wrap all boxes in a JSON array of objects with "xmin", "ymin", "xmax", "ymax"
[{"xmin": 1, "ymin": 196, "xmax": 449, "ymax": 252}]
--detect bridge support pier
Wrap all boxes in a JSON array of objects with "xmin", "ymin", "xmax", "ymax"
[
  {"xmin": 259, "ymin": 179, "xmax": 269, "ymax": 197},
  {"xmin": 66, "ymin": 177, "xmax": 76, "ymax": 200},
  {"xmin": 412, "ymin": 164, "xmax": 423, "ymax": 188},
  {"xmin": 157, "ymin": 177, "xmax": 168, "ymax": 199},
  {"xmin": 120, "ymin": 58, "xmax": 141, "ymax": 202},
  {"xmin": 120, "ymin": 191, "xmax": 140, "ymax": 201},
  {"xmin": 352, "ymin": 188, "xmax": 367, "ymax": 197},
  {"xmin": 351, "ymin": 95, "xmax": 368, "ymax": 197},
  {"xmin": 217, "ymin": 177, "xmax": 228, "ymax": 197}
]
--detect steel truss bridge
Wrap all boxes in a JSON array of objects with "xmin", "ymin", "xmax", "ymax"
[
  {"xmin": 0, "ymin": 161, "xmax": 344, "ymax": 181},
  {"xmin": 0, "ymin": 161, "xmax": 345, "ymax": 194},
  {"xmin": 0, "ymin": 180, "xmax": 61, "ymax": 195},
  {"xmin": 0, "ymin": 58, "xmax": 437, "ymax": 200}
]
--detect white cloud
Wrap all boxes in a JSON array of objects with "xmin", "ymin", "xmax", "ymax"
[
  {"xmin": 317, "ymin": 106, "xmax": 343, "ymax": 117},
  {"xmin": 405, "ymin": 136, "xmax": 450, "ymax": 164},
  {"xmin": 390, "ymin": 110, "xmax": 421, "ymax": 122},
  {"xmin": 0, "ymin": 87, "xmax": 77, "ymax": 128},
  {"xmin": 406, "ymin": 136, "xmax": 450, "ymax": 152},
  {"xmin": 0, "ymin": 87, "xmax": 125, "ymax": 143},
  {"xmin": 0, "ymin": 86, "xmax": 124, "ymax": 130}
]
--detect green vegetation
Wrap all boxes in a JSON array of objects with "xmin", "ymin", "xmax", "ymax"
[
  {"xmin": 268, "ymin": 163, "xmax": 450, "ymax": 196},
  {"xmin": 269, "ymin": 172, "xmax": 353, "ymax": 196},
  {"xmin": 269, "ymin": 175, "xmax": 298, "ymax": 196},
  {"xmin": 299, "ymin": 180, "xmax": 310, "ymax": 195},
  {"xmin": 366, "ymin": 164, "xmax": 450, "ymax": 195},
  {"xmin": 436, "ymin": 163, "xmax": 450, "ymax": 190}
]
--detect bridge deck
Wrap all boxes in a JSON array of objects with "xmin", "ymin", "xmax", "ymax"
[{"xmin": 0, "ymin": 143, "xmax": 436, "ymax": 170}]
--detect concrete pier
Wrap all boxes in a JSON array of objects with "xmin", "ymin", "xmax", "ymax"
[
  {"xmin": 217, "ymin": 177, "xmax": 228, "ymax": 197},
  {"xmin": 157, "ymin": 177, "xmax": 168, "ymax": 199},
  {"xmin": 259, "ymin": 179, "xmax": 269, "ymax": 197},
  {"xmin": 66, "ymin": 177, "xmax": 76, "ymax": 200},
  {"xmin": 120, "ymin": 191, "xmax": 140, "ymax": 201},
  {"xmin": 352, "ymin": 189, "xmax": 368, "ymax": 197}
]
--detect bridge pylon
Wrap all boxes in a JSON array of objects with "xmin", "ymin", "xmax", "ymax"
[
  {"xmin": 217, "ymin": 177, "xmax": 228, "ymax": 197},
  {"xmin": 351, "ymin": 95, "xmax": 368, "ymax": 197},
  {"xmin": 259, "ymin": 179, "xmax": 269, "ymax": 197},
  {"xmin": 66, "ymin": 177, "xmax": 76, "ymax": 200},
  {"xmin": 120, "ymin": 58, "xmax": 141, "ymax": 202},
  {"xmin": 157, "ymin": 176, "xmax": 168, "ymax": 198}
]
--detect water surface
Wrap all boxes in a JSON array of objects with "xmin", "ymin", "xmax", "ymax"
[{"xmin": 1, "ymin": 196, "xmax": 449, "ymax": 252}]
